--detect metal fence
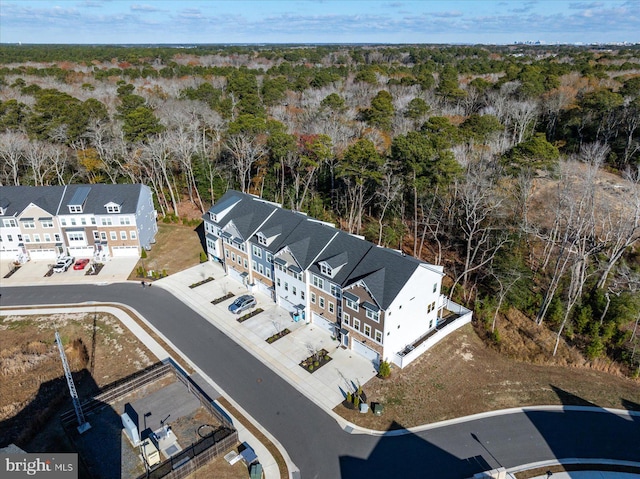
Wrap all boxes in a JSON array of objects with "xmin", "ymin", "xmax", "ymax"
[
  {"xmin": 60, "ymin": 361, "xmax": 172, "ymax": 427},
  {"xmin": 135, "ymin": 427, "xmax": 238, "ymax": 479}
]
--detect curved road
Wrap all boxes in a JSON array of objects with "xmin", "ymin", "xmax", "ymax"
[{"xmin": 2, "ymin": 284, "xmax": 639, "ymax": 479}]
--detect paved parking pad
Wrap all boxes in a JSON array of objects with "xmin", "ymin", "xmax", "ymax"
[
  {"xmin": 0, "ymin": 258, "xmax": 138, "ymax": 286},
  {"xmin": 156, "ymin": 263, "xmax": 377, "ymax": 412}
]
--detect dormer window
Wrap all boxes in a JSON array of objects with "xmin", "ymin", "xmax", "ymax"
[
  {"xmin": 68, "ymin": 186, "xmax": 91, "ymax": 214},
  {"xmin": 105, "ymin": 202, "xmax": 121, "ymax": 214},
  {"xmin": 256, "ymin": 232, "xmax": 267, "ymax": 246},
  {"xmin": 210, "ymin": 213, "xmax": 218, "ymax": 222},
  {"xmin": 320, "ymin": 263, "xmax": 333, "ymax": 277},
  {"xmin": 69, "ymin": 205, "xmax": 83, "ymax": 213}
]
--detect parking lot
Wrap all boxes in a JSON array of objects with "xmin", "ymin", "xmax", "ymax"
[{"xmin": 0, "ymin": 257, "xmax": 138, "ymax": 286}]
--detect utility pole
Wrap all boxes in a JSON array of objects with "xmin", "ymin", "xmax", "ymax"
[{"xmin": 55, "ymin": 331, "xmax": 91, "ymax": 434}]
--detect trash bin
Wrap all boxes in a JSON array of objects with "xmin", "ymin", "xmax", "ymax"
[{"xmin": 372, "ymin": 402, "xmax": 384, "ymax": 416}]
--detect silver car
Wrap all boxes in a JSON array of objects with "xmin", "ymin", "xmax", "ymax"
[{"xmin": 228, "ymin": 294, "xmax": 257, "ymax": 314}]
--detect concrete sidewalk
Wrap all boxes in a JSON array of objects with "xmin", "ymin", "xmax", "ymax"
[{"xmin": 154, "ymin": 262, "xmax": 378, "ymax": 414}]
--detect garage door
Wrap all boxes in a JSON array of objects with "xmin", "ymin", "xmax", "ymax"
[
  {"xmin": 313, "ymin": 312, "xmax": 336, "ymax": 335},
  {"xmin": 28, "ymin": 248, "xmax": 56, "ymax": 260},
  {"xmin": 0, "ymin": 249, "xmax": 20, "ymax": 261},
  {"xmin": 111, "ymin": 246, "xmax": 139, "ymax": 257},
  {"xmin": 68, "ymin": 246, "xmax": 95, "ymax": 257},
  {"xmin": 228, "ymin": 267, "xmax": 245, "ymax": 285},
  {"xmin": 255, "ymin": 280, "xmax": 274, "ymax": 300},
  {"xmin": 352, "ymin": 339, "xmax": 380, "ymax": 366}
]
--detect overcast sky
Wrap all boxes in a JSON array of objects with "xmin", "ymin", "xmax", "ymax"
[{"xmin": 0, "ymin": 0, "xmax": 637, "ymax": 45}]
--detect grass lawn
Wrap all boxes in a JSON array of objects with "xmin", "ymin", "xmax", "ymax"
[
  {"xmin": 129, "ymin": 222, "xmax": 204, "ymax": 280},
  {"xmin": 335, "ymin": 321, "xmax": 640, "ymax": 430}
]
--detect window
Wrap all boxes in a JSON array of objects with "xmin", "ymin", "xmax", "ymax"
[
  {"xmin": 120, "ymin": 231, "xmax": 127, "ymax": 240},
  {"xmin": 93, "ymin": 231, "xmax": 100, "ymax": 240},
  {"xmin": 330, "ymin": 284, "xmax": 340, "ymax": 298},
  {"xmin": 266, "ymin": 269, "xmax": 271, "ymax": 279},
  {"xmin": 81, "ymin": 218, "xmax": 86, "ymax": 225},
  {"xmin": 33, "ymin": 234, "xmax": 40, "ymax": 242},
  {"xmin": 3, "ymin": 219, "xmax": 17, "ymax": 227},
  {"xmin": 429, "ymin": 319, "xmax": 434, "ymax": 329},
  {"xmin": 237, "ymin": 255, "xmax": 242, "ymax": 265},
  {"xmin": 225, "ymin": 250, "xmax": 229, "ymax": 258},
  {"xmin": 7, "ymin": 234, "xmax": 13, "ymax": 241},
  {"xmin": 69, "ymin": 205, "xmax": 82, "ymax": 213},
  {"xmin": 252, "ymin": 245, "xmax": 262, "ymax": 258},
  {"xmin": 257, "ymin": 232, "xmax": 267, "ymax": 246},
  {"xmin": 44, "ymin": 234, "xmax": 51, "ymax": 242},
  {"xmin": 119, "ymin": 217, "xmax": 131, "ymax": 225},
  {"xmin": 266, "ymin": 252, "xmax": 273, "ymax": 263},
  {"xmin": 41, "ymin": 220, "xmax": 53, "ymax": 228},
  {"xmin": 68, "ymin": 232, "xmax": 83, "ymax": 241},
  {"xmin": 244, "ymin": 259, "xmax": 248, "ymax": 268},
  {"xmin": 375, "ymin": 330, "xmax": 383, "ymax": 343},
  {"xmin": 106, "ymin": 204, "xmax": 120, "ymax": 213},
  {"xmin": 253, "ymin": 261, "xmax": 258, "ymax": 271},
  {"xmin": 91, "ymin": 217, "xmax": 96, "ymax": 225},
  {"xmin": 24, "ymin": 234, "xmax": 30, "ymax": 243},
  {"xmin": 258, "ymin": 264, "xmax": 264, "ymax": 275},
  {"xmin": 130, "ymin": 231, "xmax": 137, "ymax": 240},
  {"xmin": 23, "ymin": 220, "xmax": 35, "ymax": 229},
  {"xmin": 101, "ymin": 218, "xmax": 112, "ymax": 226},
  {"xmin": 345, "ymin": 298, "xmax": 359, "ymax": 311},
  {"xmin": 320, "ymin": 263, "xmax": 332, "ymax": 276},
  {"xmin": 319, "ymin": 297, "xmax": 325, "ymax": 309},
  {"xmin": 276, "ymin": 278, "xmax": 281, "ymax": 287},
  {"xmin": 343, "ymin": 313, "xmax": 349, "ymax": 325},
  {"xmin": 70, "ymin": 218, "xmax": 77, "ymax": 226},
  {"xmin": 328, "ymin": 302, "xmax": 334, "ymax": 314},
  {"xmin": 54, "ymin": 234, "xmax": 60, "ymax": 242},
  {"xmin": 353, "ymin": 318, "xmax": 360, "ymax": 331},
  {"xmin": 110, "ymin": 231, "xmax": 117, "ymax": 240},
  {"xmin": 312, "ymin": 275, "xmax": 324, "ymax": 289},
  {"xmin": 433, "ymin": 283, "xmax": 437, "ymax": 293},
  {"xmin": 231, "ymin": 253, "xmax": 235, "ymax": 262},
  {"xmin": 364, "ymin": 324, "xmax": 371, "ymax": 337},
  {"xmin": 292, "ymin": 286, "xmax": 297, "ymax": 295},
  {"xmin": 366, "ymin": 309, "xmax": 379, "ymax": 322},
  {"xmin": 284, "ymin": 282, "xmax": 289, "ymax": 291},
  {"xmin": 300, "ymin": 291, "xmax": 305, "ymax": 300},
  {"xmin": 60, "ymin": 218, "xmax": 67, "ymax": 226},
  {"xmin": 311, "ymin": 292, "xmax": 316, "ymax": 304}
]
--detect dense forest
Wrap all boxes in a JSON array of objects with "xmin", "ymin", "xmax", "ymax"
[{"xmin": 0, "ymin": 43, "xmax": 639, "ymax": 376}]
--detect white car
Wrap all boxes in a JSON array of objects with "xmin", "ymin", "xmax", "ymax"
[{"xmin": 53, "ymin": 256, "xmax": 74, "ymax": 273}]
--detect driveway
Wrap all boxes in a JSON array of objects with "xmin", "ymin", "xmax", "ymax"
[
  {"xmin": 2, "ymin": 284, "xmax": 639, "ymax": 479},
  {"xmin": 155, "ymin": 263, "xmax": 378, "ymax": 411},
  {"xmin": 0, "ymin": 258, "xmax": 138, "ymax": 286}
]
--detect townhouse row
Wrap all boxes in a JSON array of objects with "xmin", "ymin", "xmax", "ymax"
[
  {"xmin": 204, "ymin": 190, "xmax": 447, "ymax": 368},
  {"xmin": 0, "ymin": 184, "xmax": 157, "ymax": 262}
]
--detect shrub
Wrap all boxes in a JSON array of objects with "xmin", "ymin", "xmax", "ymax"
[
  {"xmin": 313, "ymin": 360, "xmax": 319, "ymax": 367},
  {"xmin": 354, "ymin": 395, "xmax": 360, "ymax": 409},
  {"xmin": 346, "ymin": 391, "xmax": 352, "ymax": 403},
  {"xmin": 199, "ymin": 251, "xmax": 207, "ymax": 263},
  {"xmin": 378, "ymin": 360, "xmax": 391, "ymax": 378},
  {"xmin": 140, "ymin": 249, "xmax": 147, "ymax": 259},
  {"xmin": 162, "ymin": 269, "xmax": 167, "ymax": 277},
  {"xmin": 308, "ymin": 365, "xmax": 314, "ymax": 371}
]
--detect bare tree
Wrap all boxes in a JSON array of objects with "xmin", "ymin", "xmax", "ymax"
[
  {"xmin": 0, "ymin": 131, "xmax": 28, "ymax": 186},
  {"xmin": 449, "ymin": 158, "xmax": 510, "ymax": 301},
  {"xmin": 225, "ymin": 133, "xmax": 266, "ymax": 193}
]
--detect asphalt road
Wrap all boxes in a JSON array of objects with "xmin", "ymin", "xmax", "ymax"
[{"xmin": 2, "ymin": 283, "xmax": 639, "ymax": 479}]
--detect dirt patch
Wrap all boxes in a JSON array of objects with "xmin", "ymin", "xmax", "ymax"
[
  {"xmin": 129, "ymin": 222, "xmax": 204, "ymax": 281},
  {"xmin": 335, "ymin": 322, "xmax": 640, "ymax": 430},
  {"xmin": 0, "ymin": 312, "xmax": 156, "ymax": 448}
]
